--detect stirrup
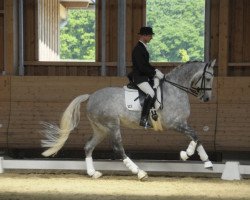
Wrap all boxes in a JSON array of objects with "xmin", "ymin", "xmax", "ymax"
[{"xmin": 139, "ymin": 120, "xmax": 152, "ymax": 129}]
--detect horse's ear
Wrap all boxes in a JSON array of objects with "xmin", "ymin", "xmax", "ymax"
[{"xmin": 210, "ymin": 59, "xmax": 216, "ymax": 68}]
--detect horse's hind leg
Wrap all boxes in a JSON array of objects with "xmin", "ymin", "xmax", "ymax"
[
  {"xmin": 174, "ymin": 122, "xmax": 213, "ymax": 169},
  {"xmin": 84, "ymin": 121, "xmax": 107, "ymax": 178},
  {"xmin": 109, "ymin": 125, "xmax": 148, "ymax": 180}
]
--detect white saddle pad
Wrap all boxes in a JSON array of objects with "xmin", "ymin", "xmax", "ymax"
[{"xmin": 124, "ymin": 86, "xmax": 142, "ymax": 111}]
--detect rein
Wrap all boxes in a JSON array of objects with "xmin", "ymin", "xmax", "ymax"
[{"xmin": 163, "ymin": 62, "xmax": 213, "ymax": 97}]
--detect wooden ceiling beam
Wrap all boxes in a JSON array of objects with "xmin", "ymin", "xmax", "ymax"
[{"xmin": 60, "ymin": 0, "xmax": 90, "ymax": 9}]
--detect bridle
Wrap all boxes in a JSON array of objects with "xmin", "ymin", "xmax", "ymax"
[{"xmin": 164, "ymin": 62, "xmax": 214, "ymax": 97}]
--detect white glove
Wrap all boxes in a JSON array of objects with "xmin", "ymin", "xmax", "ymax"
[
  {"xmin": 155, "ymin": 69, "xmax": 164, "ymax": 79},
  {"xmin": 153, "ymin": 77, "xmax": 160, "ymax": 89}
]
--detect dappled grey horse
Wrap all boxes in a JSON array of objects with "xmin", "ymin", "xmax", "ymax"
[{"xmin": 41, "ymin": 60, "xmax": 216, "ymax": 180}]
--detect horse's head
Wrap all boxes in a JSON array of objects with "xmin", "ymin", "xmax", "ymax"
[{"xmin": 190, "ymin": 59, "xmax": 216, "ymax": 102}]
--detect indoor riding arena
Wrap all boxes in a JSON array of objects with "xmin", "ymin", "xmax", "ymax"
[{"xmin": 0, "ymin": 0, "xmax": 250, "ymax": 200}]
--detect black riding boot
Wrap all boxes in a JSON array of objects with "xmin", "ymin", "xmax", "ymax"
[{"xmin": 140, "ymin": 94, "xmax": 155, "ymax": 128}]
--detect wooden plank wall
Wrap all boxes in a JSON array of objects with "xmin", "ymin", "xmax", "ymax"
[
  {"xmin": 210, "ymin": 0, "xmax": 219, "ymax": 62},
  {"xmin": 24, "ymin": 61, "xmax": 179, "ymax": 76},
  {"xmin": 228, "ymin": 0, "xmax": 250, "ymax": 76},
  {"xmin": 7, "ymin": 76, "xmax": 110, "ymax": 149},
  {"xmin": 1, "ymin": 76, "xmax": 249, "ymax": 153},
  {"xmin": 0, "ymin": 76, "xmax": 10, "ymax": 149},
  {"xmin": 24, "ymin": 0, "xmax": 37, "ymax": 61},
  {"xmin": 216, "ymin": 78, "xmax": 250, "ymax": 151},
  {"xmin": 209, "ymin": 0, "xmax": 250, "ymax": 76},
  {"xmin": 218, "ymin": 0, "xmax": 229, "ymax": 77},
  {"xmin": 0, "ymin": 76, "xmax": 217, "ymax": 152},
  {"xmin": 210, "ymin": 0, "xmax": 250, "ymax": 76},
  {"xmin": 4, "ymin": 0, "xmax": 18, "ymax": 75},
  {"xmin": 24, "ymin": 0, "xmax": 60, "ymax": 62},
  {"xmin": 37, "ymin": 0, "xmax": 59, "ymax": 61}
]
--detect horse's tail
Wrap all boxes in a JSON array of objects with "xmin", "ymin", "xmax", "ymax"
[{"xmin": 41, "ymin": 94, "xmax": 90, "ymax": 157}]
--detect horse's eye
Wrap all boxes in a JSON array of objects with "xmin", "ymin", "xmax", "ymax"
[{"xmin": 206, "ymin": 78, "xmax": 211, "ymax": 82}]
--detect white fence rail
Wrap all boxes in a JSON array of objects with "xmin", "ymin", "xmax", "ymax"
[{"xmin": 1, "ymin": 157, "xmax": 250, "ymax": 180}]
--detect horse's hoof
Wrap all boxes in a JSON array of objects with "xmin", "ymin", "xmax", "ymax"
[
  {"xmin": 138, "ymin": 170, "xmax": 148, "ymax": 181},
  {"xmin": 92, "ymin": 171, "xmax": 102, "ymax": 179},
  {"xmin": 204, "ymin": 161, "xmax": 213, "ymax": 170},
  {"xmin": 180, "ymin": 151, "xmax": 189, "ymax": 161}
]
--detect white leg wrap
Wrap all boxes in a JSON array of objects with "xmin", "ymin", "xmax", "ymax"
[
  {"xmin": 85, "ymin": 157, "xmax": 95, "ymax": 176},
  {"xmin": 197, "ymin": 145, "xmax": 208, "ymax": 162},
  {"xmin": 123, "ymin": 157, "xmax": 139, "ymax": 174},
  {"xmin": 180, "ymin": 151, "xmax": 189, "ymax": 161},
  {"xmin": 186, "ymin": 141, "xmax": 197, "ymax": 156},
  {"xmin": 138, "ymin": 169, "xmax": 148, "ymax": 180},
  {"xmin": 204, "ymin": 161, "xmax": 213, "ymax": 169}
]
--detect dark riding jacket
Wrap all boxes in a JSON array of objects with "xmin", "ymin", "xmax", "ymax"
[{"xmin": 129, "ymin": 41, "xmax": 156, "ymax": 84}]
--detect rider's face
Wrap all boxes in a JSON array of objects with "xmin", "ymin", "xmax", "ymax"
[
  {"xmin": 144, "ymin": 35, "xmax": 153, "ymax": 43},
  {"xmin": 141, "ymin": 34, "xmax": 153, "ymax": 44}
]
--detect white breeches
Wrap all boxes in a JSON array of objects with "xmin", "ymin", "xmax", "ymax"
[
  {"xmin": 137, "ymin": 82, "xmax": 155, "ymax": 98},
  {"xmin": 137, "ymin": 80, "xmax": 162, "ymax": 110}
]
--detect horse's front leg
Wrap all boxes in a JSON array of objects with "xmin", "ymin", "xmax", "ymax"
[
  {"xmin": 196, "ymin": 143, "xmax": 213, "ymax": 169},
  {"xmin": 173, "ymin": 122, "xmax": 213, "ymax": 169}
]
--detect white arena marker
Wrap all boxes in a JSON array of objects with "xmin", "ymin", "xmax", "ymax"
[
  {"xmin": 221, "ymin": 161, "xmax": 242, "ymax": 181},
  {"xmin": 0, "ymin": 157, "xmax": 4, "ymax": 173}
]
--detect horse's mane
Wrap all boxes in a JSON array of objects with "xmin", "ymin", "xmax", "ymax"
[
  {"xmin": 176, "ymin": 60, "xmax": 201, "ymax": 69},
  {"xmin": 167, "ymin": 60, "xmax": 202, "ymax": 76}
]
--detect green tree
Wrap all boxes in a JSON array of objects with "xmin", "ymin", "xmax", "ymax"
[
  {"xmin": 60, "ymin": 1, "xmax": 205, "ymax": 62},
  {"xmin": 60, "ymin": 9, "xmax": 95, "ymax": 60},
  {"xmin": 179, "ymin": 49, "xmax": 190, "ymax": 62},
  {"xmin": 147, "ymin": 0, "xmax": 205, "ymax": 62}
]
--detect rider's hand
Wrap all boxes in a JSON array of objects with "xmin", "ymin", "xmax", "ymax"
[
  {"xmin": 153, "ymin": 77, "xmax": 160, "ymax": 89},
  {"xmin": 155, "ymin": 69, "xmax": 164, "ymax": 80}
]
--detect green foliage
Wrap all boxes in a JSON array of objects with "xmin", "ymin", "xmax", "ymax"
[
  {"xmin": 147, "ymin": 0, "xmax": 205, "ymax": 62},
  {"xmin": 179, "ymin": 49, "xmax": 190, "ymax": 62},
  {"xmin": 60, "ymin": 9, "xmax": 95, "ymax": 61},
  {"xmin": 60, "ymin": 1, "xmax": 205, "ymax": 62}
]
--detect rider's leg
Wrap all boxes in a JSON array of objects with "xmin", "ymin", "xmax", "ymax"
[
  {"xmin": 137, "ymin": 82, "xmax": 155, "ymax": 98},
  {"xmin": 137, "ymin": 82, "xmax": 155, "ymax": 128}
]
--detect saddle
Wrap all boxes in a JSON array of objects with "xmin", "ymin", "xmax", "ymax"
[
  {"xmin": 127, "ymin": 82, "xmax": 147, "ymax": 107},
  {"xmin": 124, "ymin": 81, "xmax": 163, "ymax": 111}
]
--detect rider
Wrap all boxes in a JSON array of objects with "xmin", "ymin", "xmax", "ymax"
[{"xmin": 128, "ymin": 26, "xmax": 164, "ymax": 128}]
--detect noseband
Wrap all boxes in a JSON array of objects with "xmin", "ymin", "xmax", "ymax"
[{"xmin": 164, "ymin": 62, "xmax": 214, "ymax": 97}]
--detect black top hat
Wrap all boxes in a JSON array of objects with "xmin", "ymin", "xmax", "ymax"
[{"xmin": 138, "ymin": 27, "xmax": 155, "ymax": 35}]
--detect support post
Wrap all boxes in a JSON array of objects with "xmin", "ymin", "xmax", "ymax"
[
  {"xmin": 218, "ymin": 0, "xmax": 229, "ymax": 76},
  {"xmin": 18, "ymin": 0, "xmax": 24, "ymax": 75},
  {"xmin": 101, "ymin": 0, "xmax": 106, "ymax": 76},
  {"xmin": 204, "ymin": 0, "xmax": 211, "ymax": 62},
  {"xmin": 117, "ymin": 0, "xmax": 126, "ymax": 76}
]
